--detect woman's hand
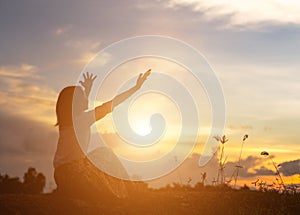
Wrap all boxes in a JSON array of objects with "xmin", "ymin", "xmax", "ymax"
[
  {"xmin": 79, "ymin": 72, "xmax": 97, "ymax": 97},
  {"xmin": 136, "ymin": 69, "xmax": 151, "ymax": 90}
]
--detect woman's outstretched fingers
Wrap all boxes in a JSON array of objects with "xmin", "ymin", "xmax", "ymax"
[
  {"xmin": 136, "ymin": 70, "xmax": 151, "ymax": 89},
  {"xmin": 146, "ymin": 69, "xmax": 151, "ymax": 75},
  {"xmin": 80, "ymin": 72, "xmax": 97, "ymax": 92},
  {"xmin": 92, "ymin": 74, "xmax": 97, "ymax": 81},
  {"xmin": 144, "ymin": 69, "xmax": 151, "ymax": 78},
  {"xmin": 82, "ymin": 72, "xmax": 97, "ymax": 81}
]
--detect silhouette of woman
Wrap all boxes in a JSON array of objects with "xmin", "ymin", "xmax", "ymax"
[{"xmin": 53, "ymin": 70, "xmax": 151, "ymax": 201}]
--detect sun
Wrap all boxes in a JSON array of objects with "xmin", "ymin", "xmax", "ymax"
[{"xmin": 130, "ymin": 118, "xmax": 152, "ymax": 136}]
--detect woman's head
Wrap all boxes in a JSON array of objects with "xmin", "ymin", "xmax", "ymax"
[{"xmin": 55, "ymin": 86, "xmax": 88, "ymax": 128}]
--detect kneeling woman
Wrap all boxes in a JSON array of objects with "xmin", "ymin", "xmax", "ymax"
[{"xmin": 53, "ymin": 70, "xmax": 151, "ymax": 201}]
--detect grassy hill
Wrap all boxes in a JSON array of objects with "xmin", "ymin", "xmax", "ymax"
[{"xmin": 1, "ymin": 187, "xmax": 300, "ymax": 215}]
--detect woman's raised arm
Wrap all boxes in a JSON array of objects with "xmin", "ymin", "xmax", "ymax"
[{"xmin": 94, "ymin": 69, "xmax": 151, "ymax": 121}]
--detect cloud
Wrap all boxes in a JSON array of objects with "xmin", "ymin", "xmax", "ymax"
[
  {"xmin": 79, "ymin": 51, "xmax": 111, "ymax": 66},
  {"xmin": 153, "ymin": 153, "xmax": 300, "ymax": 188},
  {"xmin": 0, "ymin": 65, "xmax": 58, "ymax": 177},
  {"xmin": 166, "ymin": 0, "xmax": 300, "ymax": 27},
  {"xmin": 0, "ymin": 108, "xmax": 57, "ymax": 190},
  {"xmin": 0, "ymin": 64, "xmax": 57, "ymax": 123},
  {"xmin": 65, "ymin": 39, "xmax": 101, "ymax": 51},
  {"xmin": 0, "ymin": 64, "xmax": 37, "ymax": 78},
  {"xmin": 53, "ymin": 25, "xmax": 73, "ymax": 36},
  {"xmin": 63, "ymin": 38, "xmax": 103, "ymax": 66},
  {"xmin": 0, "ymin": 109, "xmax": 57, "ymax": 156},
  {"xmin": 254, "ymin": 166, "xmax": 276, "ymax": 176},
  {"xmin": 279, "ymin": 159, "xmax": 300, "ymax": 176},
  {"xmin": 148, "ymin": 154, "xmax": 274, "ymax": 188},
  {"xmin": 225, "ymin": 156, "xmax": 276, "ymax": 178}
]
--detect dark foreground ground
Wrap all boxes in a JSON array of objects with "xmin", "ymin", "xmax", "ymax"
[{"xmin": 1, "ymin": 189, "xmax": 300, "ymax": 215}]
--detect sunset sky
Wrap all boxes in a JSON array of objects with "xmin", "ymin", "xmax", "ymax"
[{"xmin": 0, "ymin": 0, "xmax": 299, "ymax": 190}]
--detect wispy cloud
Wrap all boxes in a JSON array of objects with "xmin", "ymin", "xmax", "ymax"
[
  {"xmin": 63, "ymin": 38, "xmax": 102, "ymax": 65},
  {"xmin": 53, "ymin": 25, "xmax": 73, "ymax": 36},
  {"xmin": 167, "ymin": 0, "xmax": 300, "ymax": 27},
  {"xmin": 0, "ymin": 64, "xmax": 37, "ymax": 78},
  {"xmin": 0, "ymin": 64, "xmax": 57, "ymax": 123},
  {"xmin": 65, "ymin": 39, "xmax": 101, "ymax": 51}
]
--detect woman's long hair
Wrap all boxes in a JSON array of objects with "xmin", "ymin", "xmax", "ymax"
[{"xmin": 55, "ymin": 86, "xmax": 87, "ymax": 129}]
